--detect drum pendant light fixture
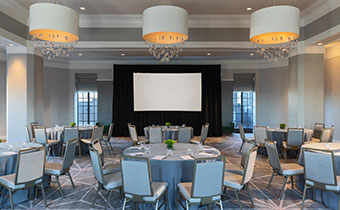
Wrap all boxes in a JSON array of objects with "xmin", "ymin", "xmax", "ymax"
[
  {"xmin": 143, "ymin": 5, "xmax": 189, "ymax": 62},
  {"xmin": 29, "ymin": 3, "xmax": 79, "ymax": 59},
  {"xmin": 250, "ymin": 5, "xmax": 300, "ymax": 62}
]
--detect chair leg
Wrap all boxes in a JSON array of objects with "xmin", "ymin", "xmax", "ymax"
[
  {"xmin": 61, "ymin": 144, "xmax": 65, "ymax": 157},
  {"xmin": 78, "ymin": 141, "xmax": 82, "ymax": 157},
  {"xmin": 234, "ymin": 189, "xmax": 242, "ymax": 210},
  {"xmin": 239, "ymin": 141, "xmax": 244, "ymax": 153},
  {"xmin": 338, "ymin": 193, "xmax": 340, "ymax": 210},
  {"xmin": 9, "ymin": 189, "xmax": 14, "ymax": 210},
  {"xmin": 165, "ymin": 189, "xmax": 169, "ymax": 210},
  {"xmin": 92, "ymin": 183, "xmax": 101, "ymax": 208},
  {"xmin": 67, "ymin": 172, "xmax": 76, "ymax": 189},
  {"xmin": 283, "ymin": 147, "xmax": 287, "ymax": 162},
  {"xmin": 291, "ymin": 176, "xmax": 294, "ymax": 190},
  {"xmin": 155, "ymin": 200, "xmax": 159, "ymax": 210},
  {"xmin": 40, "ymin": 184, "xmax": 47, "ymax": 208},
  {"xmin": 56, "ymin": 176, "xmax": 65, "ymax": 199},
  {"xmin": 280, "ymin": 176, "xmax": 289, "ymax": 200},
  {"xmin": 301, "ymin": 183, "xmax": 307, "ymax": 209},
  {"xmin": 219, "ymin": 199, "xmax": 223, "ymax": 210},
  {"xmin": 105, "ymin": 190, "xmax": 113, "ymax": 210},
  {"xmin": 246, "ymin": 183, "xmax": 254, "ymax": 208},
  {"xmin": 122, "ymin": 198, "xmax": 127, "ymax": 210},
  {"xmin": 267, "ymin": 172, "xmax": 275, "ymax": 189},
  {"xmin": 46, "ymin": 147, "xmax": 51, "ymax": 160},
  {"xmin": 313, "ymin": 187, "xmax": 316, "ymax": 201},
  {"xmin": 185, "ymin": 200, "xmax": 189, "ymax": 210}
]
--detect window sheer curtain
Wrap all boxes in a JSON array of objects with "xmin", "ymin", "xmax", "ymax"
[{"xmin": 112, "ymin": 65, "xmax": 222, "ymax": 137}]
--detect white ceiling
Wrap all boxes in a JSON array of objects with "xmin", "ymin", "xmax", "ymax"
[{"xmin": 15, "ymin": 0, "xmax": 317, "ymax": 15}]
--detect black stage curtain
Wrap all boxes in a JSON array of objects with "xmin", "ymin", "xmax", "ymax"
[{"xmin": 112, "ymin": 65, "xmax": 222, "ymax": 137}]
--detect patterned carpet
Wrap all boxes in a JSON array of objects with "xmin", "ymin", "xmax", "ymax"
[{"xmin": 3, "ymin": 134, "xmax": 329, "ymax": 209}]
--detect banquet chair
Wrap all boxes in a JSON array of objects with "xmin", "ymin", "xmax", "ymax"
[
  {"xmin": 313, "ymin": 122, "xmax": 325, "ymax": 139},
  {"xmin": 177, "ymin": 156, "xmax": 225, "ymax": 210},
  {"xmin": 330, "ymin": 126, "xmax": 336, "ymax": 142},
  {"xmin": 127, "ymin": 123, "xmax": 149, "ymax": 144},
  {"xmin": 61, "ymin": 126, "xmax": 81, "ymax": 157},
  {"xmin": 282, "ymin": 128, "xmax": 304, "ymax": 161},
  {"xmin": 34, "ymin": 126, "xmax": 60, "ymax": 160},
  {"xmin": 30, "ymin": 121, "xmax": 39, "ymax": 139},
  {"xmin": 191, "ymin": 123, "xmax": 209, "ymax": 144},
  {"xmin": 223, "ymin": 147, "xmax": 258, "ymax": 209},
  {"xmin": 121, "ymin": 155, "xmax": 168, "ymax": 210},
  {"xmin": 25, "ymin": 125, "xmax": 35, "ymax": 143},
  {"xmin": 254, "ymin": 126, "xmax": 267, "ymax": 148},
  {"xmin": 91, "ymin": 139, "xmax": 120, "ymax": 175},
  {"xmin": 102, "ymin": 123, "xmax": 114, "ymax": 153},
  {"xmin": 44, "ymin": 138, "xmax": 77, "ymax": 199},
  {"xmin": 80, "ymin": 126, "xmax": 103, "ymax": 146},
  {"xmin": 265, "ymin": 140, "xmax": 304, "ymax": 200},
  {"xmin": 149, "ymin": 127, "xmax": 163, "ymax": 143},
  {"xmin": 225, "ymin": 139, "xmax": 256, "ymax": 175},
  {"xmin": 0, "ymin": 146, "xmax": 47, "ymax": 210},
  {"xmin": 239, "ymin": 123, "xmax": 254, "ymax": 153},
  {"xmin": 320, "ymin": 128, "xmax": 333, "ymax": 142},
  {"xmin": 301, "ymin": 148, "xmax": 340, "ymax": 209},
  {"xmin": 90, "ymin": 147, "xmax": 122, "ymax": 210},
  {"xmin": 177, "ymin": 127, "xmax": 192, "ymax": 143}
]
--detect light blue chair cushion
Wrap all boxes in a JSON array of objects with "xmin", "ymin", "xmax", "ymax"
[
  {"xmin": 0, "ymin": 174, "xmax": 42, "ymax": 189},
  {"xmin": 103, "ymin": 172, "xmax": 122, "ymax": 190},
  {"xmin": 177, "ymin": 182, "xmax": 220, "ymax": 203},
  {"xmin": 103, "ymin": 164, "xmax": 121, "ymax": 175},
  {"xmin": 280, "ymin": 163, "xmax": 304, "ymax": 176},
  {"xmin": 225, "ymin": 164, "xmax": 244, "ymax": 175},
  {"xmin": 223, "ymin": 172, "xmax": 243, "ymax": 190},
  {"xmin": 306, "ymin": 176, "xmax": 340, "ymax": 191},
  {"xmin": 125, "ymin": 182, "xmax": 168, "ymax": 202},
  {"xmin": 44, "ymin": 162, "xmax": 64, "ymax": 176}
]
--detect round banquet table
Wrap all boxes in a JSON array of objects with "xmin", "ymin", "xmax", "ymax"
[
  {"xmin": 297, "ymin": 143, "xmax": 340, "ymax": 209},
  {"xmin": 144, "ymin": 126, "xmax": 194, "ymax": 140},
  {"xmin": 0, "ymin": 142, "xmax": 42, "ymax": 208},
  {"xmin": 265, "ymin": 128, "xmax": 314, "ymax": 157},
  {"xmin": 123, "ymin": 143, "xmax": 220, "ymax": 210},
  {"xmin": 46, "ymin": 126, "xmax": 93, "ymax": 156}
]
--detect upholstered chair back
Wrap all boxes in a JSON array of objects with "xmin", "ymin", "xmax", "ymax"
[
  {"xmin": 15, "ymin": 147, "xmax": 45, "ymax": 185},
  {"xmin": 177, "ymin": 127, "xmax": 191, "ymax": 143},
  {"xmin": 303, "ymin": 148, "xmax": 337, "ymax": 187},
  {"xmin": 242, "ymin": 147, "xmax": 258, "ymax": 185},
  {"xmin": 62, "ymin": 139, "xmax": 78, "ymax": 170},
  {"xmin": 25, "ymin": 125, "xmax": 33, "ymax": 142},
  {"xmin": 92, "ymin": 126, "xmax": 104, "ymax": 141},
  {"xmin": 121, "ymin": 156, "xmax": 153, "ymax": 196},
  {"xmin": 191, "ymin": 157, "xmax": 225, "ymax": 199},
  {"xmin": 64, "ymin": 127, "xmax": 79, "ymax": 143},
  {"xmin": 30, "ymin": 121, "xmax": 39, "ymax": 138},
  {"xmin": 313, "ymin": 123, "xmax": 325, "ymax": 139},
  {"xmin": 107, "ymin": 123, "xmax": 114, "ymax": 138},
  {"xmin": 34, "ymin": 127, "xmax": 48, "ymax": 144},
  {"xmin": 265, "ymin": 140, "xmax": 281, "ymax": 172},
  {"xmin": 149, "ymin": 127, "xmax": 162, "ymax": 143},
  {"xmin": 254, "ymin": 126, "xmax": 267, "ymax": 144},
  {"xmin": 320, "ymin": 128, "xmax": 332, "ymax": 142},
  {"xmin": 287, "ymin": 128, "xmax": 304, "ymax": 147},
  {"xmin": 89, "ymin": 147, "xmax": 105, "ymax": 184},
  {"xmin": 128, "ymin": 124, "xmax": 138, "ymax": 142},
  {"xmin": 200, "ymin": 123, "xmax": 209, "ymax": 143},
  {"xmin": 240, "ymin": 140, "xmax": 256, "ymax": 168},
  {"xmin": 239, "ymin": 123, "xmax": 246, "ymax": 141}
]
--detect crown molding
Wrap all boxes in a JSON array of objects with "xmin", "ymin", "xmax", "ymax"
[
  {"xmin": 301, "ymin": 0, "xmax": 340, "ymax": 27},
  {"xmin": 0, "ymin": 1, "xmax": 28, "ymax": 25},
  {"xmin": 289, "ymin": 42, "xmax": 324, "ymax": 57},
  {"xmin": 325, "ymin": 42, "xmax": 340, "ymax": 60}
]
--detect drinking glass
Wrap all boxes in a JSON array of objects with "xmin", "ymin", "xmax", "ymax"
[
  {"xmin": 8, "ymin": 144, "xmax": 14, "ymax": 152},
  {"xmin": 197, "ymin": 143, "xmax": 203, "ymax": 152},
  {"xmin": 144, "ymin": 146, "xmax": 151, "ymax": 155},
  {"xmin": 186, "ymin": 148, "xmax": 193, "ymax": 156},
  {"xmin": 166, "ymin": 149, "xmax": 174, "ymax": 157}
]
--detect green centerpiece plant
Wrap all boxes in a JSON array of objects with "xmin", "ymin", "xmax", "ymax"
[
  {"xmin": 70, "ymin": 122, "xmax": 76, "ymax": 127},
  {"xmin": 165, "ymin": 122, "xmax": 171, "ymax": 127},
  {"xmin": 164, "ymin": 139, "xmax": 175, "ymax": 150},
  {"xmin": 280, "ymin": 123, "xmax": 287, "ymax": 129}
]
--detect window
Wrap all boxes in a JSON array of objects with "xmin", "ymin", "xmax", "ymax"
[
  {"xmin": 233, "ymin": 91, "xmax": 254, "ymax": 132},
  {"xmin": 77, "ymin": 91, "xmax": 98, "ymax": 126}
]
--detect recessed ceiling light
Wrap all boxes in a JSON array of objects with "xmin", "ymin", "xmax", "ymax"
[
  {"xmin": 121, "ymin": 53, "xmax": 125, "ymax": 56},
  {"xmin": 8, "ymin": 43, "xmax": 14, "ymax": 47},
  {"xmin": 207, "ymin": 53, "xmax": 211, "ymax": 56},
  {"xmin": 246, "ymin": 8, "xmax": 252, "ymax": 11},
  {"xmin": 80, "ymin": 7, "xmax": 86, "ymax": 11},
  {"xmin": 317, "ymin": 42, "xmax": 323, "ymax": 46},
  {"xmin": 250, "ymin": 53, "xmax": 254, "ymax": 56},
  {"xmin": 78, "ymin": 53, "xmax": 83, "ymax": 56}
]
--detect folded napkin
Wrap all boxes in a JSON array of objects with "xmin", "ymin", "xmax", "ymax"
[
  {"xmin": 128, "ymin": 152, "xmax": 144, "ymax": 156},
  {"xmin": 198, "ymin": 152, "xmax": 215, "ymax": 157},
  {"xmin": 180, "ymin": 156, "xmax": 194, "ymax": 160},
  {"xmin": 152, "ymin": 155, "xmax": 166, "ymax": 160},
  {"xmin": 129, "ymin": 146, "xmax": 143, "ymax": 150}
]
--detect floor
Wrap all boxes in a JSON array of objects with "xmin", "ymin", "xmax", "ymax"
[{"xmin": 3, "ymin": 134, "xmax": 329, "ymax": 209}]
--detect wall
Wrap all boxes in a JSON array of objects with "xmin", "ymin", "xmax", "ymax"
[
  {"xmin": 221, "ymin": 81, "xmax": 233, "ymax": 126},
  {"xmin": 0, "ymin": 60, "xmax": 6, "ymax": 137},
  {"xmin": 97, "ymin": 81, "xmax": 113, "ymax": 125},
  {"xmin": 44, "ymin": 66, "xmax": 70, "ymax": 127}
]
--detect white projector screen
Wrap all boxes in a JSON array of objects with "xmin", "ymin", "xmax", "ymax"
[{"xmin": 133, "ymin": 73, "xmax": 202, "ymax": 111}]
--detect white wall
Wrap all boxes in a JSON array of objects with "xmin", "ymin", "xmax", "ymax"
[{"xmin": 0, "ymin": 60, "xmax": 6, "ymax": 137}]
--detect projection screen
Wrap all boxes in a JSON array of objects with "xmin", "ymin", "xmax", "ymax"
[{"xmin": 133, "ymin": 73, "xmax": 202, "ymax": 111}]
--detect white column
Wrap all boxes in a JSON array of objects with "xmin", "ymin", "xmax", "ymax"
[{"xmin": 6, "ymin": 46, "xmax": 44, "ymax": 143}]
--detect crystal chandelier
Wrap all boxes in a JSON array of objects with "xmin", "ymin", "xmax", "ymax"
[
  {"xmin": 143, "ymin": 5, "xmax": 188, "ymax": 62},
  {"xmin": 29, "ymin": 3, "xmax": 79, "ymax": 59},
  {"xmin": 250, "ymin": 6, "xmax": 300, "ymax": 62}
]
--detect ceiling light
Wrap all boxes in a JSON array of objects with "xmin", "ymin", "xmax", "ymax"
[
  {"xmin": 29, "ymin": 3, "xmax": 79, "ymax": 59},
  {"xmin": 80, "ymin": 7, "xmax": 86, "ymax": 11},
  {"xmin": 250, "ymin": 6, "xmax": 300, "ymax": 62},
  {"xmin": 121, "ymin": 53, "xmax": 125, "ymax": 56},
  {"xmin": 143, "ymin": 5, "xmax": 188, "ymax": 62},
  {"xmin": 317, "ymin": 42, "xmax": 323, "ymax": 46},
  {"xmin": 207, "ymin": 53, "xmax": 211, "ymax": 56},
  {"xmin": 8, "ymin": 44, "xmax": 14, "ymax": 47},
  {"xmin": 246, "ymin": 8, "xmax": 252, "ymax": 11},
  {"xmin": 250, "ymin": 53, "xmax": 254, "ymax": 56},
  {"xmin": 78, "ymin": 53, "xmax": 83, "ymax": 56}
]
